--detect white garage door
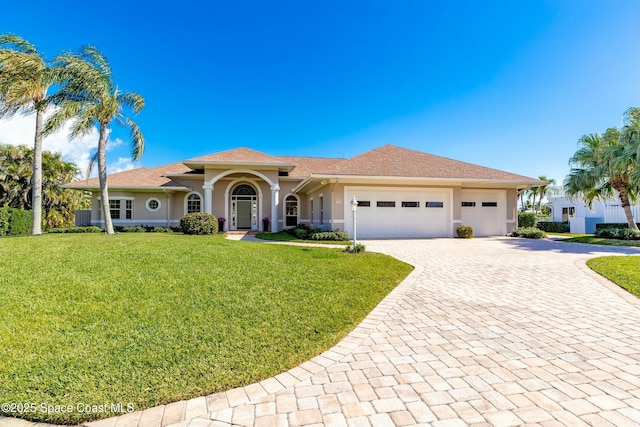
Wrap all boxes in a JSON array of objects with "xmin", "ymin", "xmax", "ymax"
[
  {"xmin": 460, "ymin": 190, "xmax": 506, "ymax": 236},
  {"xmin": 344, "ymin": 188, "xmax": 451, "ymax": 238}
]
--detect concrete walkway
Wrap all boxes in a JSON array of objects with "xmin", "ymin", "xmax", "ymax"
[{"xmin": 4, "ymin": 237, "xmax": 640, "ymax": 427}]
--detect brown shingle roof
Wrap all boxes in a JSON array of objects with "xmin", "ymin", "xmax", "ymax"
[
  {"xmin": 185, "ymin": 147, "xmax": 293, "ymax": 165},
  {"xmin": 69, "ymin": 162, "xmax": 190, "ymax": 189},
  {"xmin": 279, "ymin": 156, "xmax": 345, "ymax": 177},
  {"xmin": 323, "ymin": 144, "xmax": 543, "ymax": 183}
]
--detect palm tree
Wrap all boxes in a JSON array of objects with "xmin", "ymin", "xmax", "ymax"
[
  {"xmin": 0, "ymin": 34, "xmax": 59, "ymax": 235},
  {"xmin": 534, "ymin": 175, "xmax": 555, "ymax": 213},
  {"xmin": 45, "ymin": 46, "xmax": 144, "ymax": 234},
  {"xmin": 565, "ymin": 129, "xmax": 639, "ymax": 231}
]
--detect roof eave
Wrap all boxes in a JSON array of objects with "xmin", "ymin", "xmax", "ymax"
[{"xmin": 62, "ymin": 185, "xmax": 191, "ymax": 192}]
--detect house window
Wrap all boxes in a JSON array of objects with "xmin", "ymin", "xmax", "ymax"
[
  {"xmin": 125, "ymin": 200, "xmax": 133, "ymax": 219},
  {"xmin": 358, "ymin": 201, "xmax": 371, "ymax": 207},
  {"xmin": 401, "ymin": 201, "xmax": 419, "ymax": 208},
  {"xmin": 426, "ymin": 201, "xmax": 444, "ymax": 208},
  {"xmin": 109, "ymin": 200, "xmax": 121, "ymax": 219},
  {"xmin": 562, "ymin": 207, "xmax": 575, "ymax": 223},
  {"xmin": 320, "ymin": 196, "xmax": 324, "ymax": 224},
  {"xmin": 187, "ymin": 193, "xmax": 201, "ymax": 213},
  {"xmin": 310, "ymin": 200, "xmax": 314, "ymax": 223},
  {"xmin": 462, "ymin": 202, "xmax": 476, "ymax": 207},
  {"xmin": 146, "ymin": 198, "xmax": 161, "ymax": 212},
  {"xmin": 285, "ymin": 195, "xmax": 298, "ymax": 227},
  {"xmin": 377, "ymin": 201, "xmax": 396, "ymax": 207},
  {"xmin": 482, "ymin": 202, "xmax": 498, "ymax": 207}
]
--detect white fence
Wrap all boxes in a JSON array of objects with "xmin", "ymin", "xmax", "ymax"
[{"xmin": 603, "ymin": 205, "xmax": 640, "ymax": 224}]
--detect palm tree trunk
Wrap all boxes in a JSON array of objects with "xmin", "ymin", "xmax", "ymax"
[
  {"xmin": 98, "ymin": 123, "xmax": 114, "ymax": 234},
  {"xmin": 616, "ymin": 185, "xmax": 639, "ymax": 231},
  {"xmin": 31, "ymin": 108, "xmax": 44, "ymax": 235}
]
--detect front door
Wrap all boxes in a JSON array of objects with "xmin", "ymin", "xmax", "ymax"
[{"xmin": 237, "ymin": 200, "xmax": 252, "ymax": 229}]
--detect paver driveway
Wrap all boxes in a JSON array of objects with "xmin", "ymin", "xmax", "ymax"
[{"xmin": 28, "ymin": 238, "xmax": 640, "ymax": 427}]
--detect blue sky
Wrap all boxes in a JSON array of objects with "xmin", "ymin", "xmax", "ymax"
[{"xmin": 1, "ymin": 0, "xmax": 638, "ymax": 184}]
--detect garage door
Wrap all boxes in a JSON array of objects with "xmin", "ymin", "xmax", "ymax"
[
  {"xmin": 344, "ymin": 188, "xmax": 451, "ymax": 238},
  {"xmin": 460, "ymin": 190, "xmax": 506, "ymax": 236}
]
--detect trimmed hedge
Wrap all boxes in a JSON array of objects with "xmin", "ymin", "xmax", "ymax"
[
  {"xmin": 536, "ymin": 222, "xmax": 570, "ymax": 233},
  {"xmin": 596, "ymin": 227, "xmax": 640, "ymax": 240},
  {"xmin": 309, "ymin": 231, "xmax": 349, "ymax": 241},
  {"xmin": 595, "ymin": 223, "xmax": 640, "ymax": 230},
  {"xmin": 0, "ymin": 207, "xmax": 32, "ymax": 236},
  {"xmin": 518, "ymin": 212, "xmax": 537, "ymax": 228},
  {"xmin": 48, "ymin": 226, "xmax": 103, "ymax": 233},
  {"xmin": 509, "ymin": 227, "xmax": 547, "ymax": 239},
  {"xmin": 456, "ymin": 225, "xmax": 474, "ymax": 238},
  {"xmin": 180, "ymin": 213, "xmax": 219, "ymax": 235}
]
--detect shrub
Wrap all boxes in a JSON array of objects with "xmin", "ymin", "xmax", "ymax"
[
  {"xmin": 343, "ymin": 243, "xmax": 366, "ymax": 253},
  {"xmin": 456, "ymin": 225, "xmax": 474, "ymax": 238},
  {"xmin": 7, "ymin": 208, "xmax": 32, "ymax": 236},
  {"xmin": 48, "ymin": 226, "xmax": 103, "ymax": 233},
  {"xmin": 0, "ymin": 207, "xmax": 10, "ymax": 236},
  {"xmin": 286, "ymin": 224, "xmax": 321, "ymax": 240},
  {"xmin": 596, "ymin": 227, "xmax": 640, "ymax": 240},
  {"xmin": 595, "ymin": 223, "xmax": 640, "ymax": 230},
  {"xmin": 309, "ymin": 231, "xmax": 349, "ymax": 241},
  {"xmin": 153, "ymin": 227, "xmax": 173, "ymax": 233},
  {"xmin": 509, "ymin": 227, "xmax": 547, "ymax": 239},
  {"xmin": 180, "ymin": 213, "xmax": 219, "ymax": 235},
  {"xmin": 122, "ymin": 226, "xmax": 146, "ymax": 233},
  {"xmin": 518, "ymin": 212, "xmax": 537, "ymax": 228},
  {"xmin": 536, "ymin": 222, "xmax": 570, "ymax": 233}
]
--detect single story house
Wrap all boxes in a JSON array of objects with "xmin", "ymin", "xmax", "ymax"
[{"xmin": 67, "ymin": 144, "xmax": 544, "ymax": 238}]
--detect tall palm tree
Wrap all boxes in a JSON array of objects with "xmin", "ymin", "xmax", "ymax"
[
  {"xmin": 535, "ymin": 175, "xmax": 555, "ymax": 213},
  {"xmin": 565, "ymin": 129, "xmax": 639, "ymax": 231},
  {"xmin": 45, "ymin": 46, "xmax": 144, "ymax": 234},
  {"xmin": 0, "ymin": 34, "xmax": 59, "ymax": 235}
]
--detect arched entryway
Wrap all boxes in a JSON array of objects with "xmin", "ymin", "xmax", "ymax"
[{"xmin": 231, "ymin": 184, "xmax": 258, "ymax": 230}]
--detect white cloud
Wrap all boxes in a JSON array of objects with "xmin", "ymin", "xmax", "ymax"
[{"xmin": 0, "ymin": 111, "xmax": 139, "ymax": 178}]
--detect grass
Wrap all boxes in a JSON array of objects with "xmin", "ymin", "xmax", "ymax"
[
  {"xmin": 0, "ymin": 234, "xmax": 412, "ymax": 424},
  {"xmin": 256, "ymin": 231, "xmax": 349, "ymax": 244},
  {"xmin": 587, "ymin": 256, "xmax": 640, "ymax": 297},
  {"xmin": 558, "ymin": 235, "xmax": 640, "ymax": 247}
]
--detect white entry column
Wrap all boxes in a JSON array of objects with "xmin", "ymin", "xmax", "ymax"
[
  {"xmin": 270, "ymin": 185, "xmax": 280, "ymax": 232},
  {"xmin": 203, "ymin": 183, "xmax": 213, "ymax": 214}
]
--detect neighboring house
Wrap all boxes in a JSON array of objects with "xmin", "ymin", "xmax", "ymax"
[
  {"xmin": 548, "ymin": 187, "xmax": 640, "ymax": 233},
  {"xmin": 65, "ymin": 144, "xmax": 543, "ymax": 238}
]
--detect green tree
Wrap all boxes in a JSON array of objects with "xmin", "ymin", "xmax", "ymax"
[
  {"xmin": 0, "ymin": 34, "xmax": 60, "ymax": 235},
  {"xmin": 565, "ymin": 114, "xmax": 640, "ymax": 231},
  {"xmin": 533, "ymin": 175, "xmax": 555, "ymax": 213},
  {"xmin": 0, "ymin": 143, "xmax": 83, "ymax": 228},
  {"xmin": 45, "ymin": 46, "xmax": 144, "ymax": 234}
]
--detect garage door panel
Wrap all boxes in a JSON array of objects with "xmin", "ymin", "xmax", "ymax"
[
  {"xmin": 345, "ymin": 189, "xmax": 451, "ymax": 238},
  {"xmin": 460, "ymin": 191, "xmax": 505, "ymax": 236}
]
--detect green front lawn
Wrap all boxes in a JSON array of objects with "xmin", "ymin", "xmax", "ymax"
[
  {"xmin": 559, "ymin": 235, "xmax": 640, "ymax": 247},
  {"xmin": 0, "ymin": 234, "xmax": 412, "ymax": 424},
  {"xmin": 587, "ymin": 256, "xmax": 640, "ymax": 297}
]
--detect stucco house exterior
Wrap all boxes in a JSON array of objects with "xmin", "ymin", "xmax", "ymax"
[
  {"xmin": 67, "ymin": 145, "xmax": 543, "ymax": 238},
  {"xmin": 548, "ymin": 187, "xmax": 640, "ymax": 233}
]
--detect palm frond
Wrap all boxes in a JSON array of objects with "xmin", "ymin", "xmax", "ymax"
[
  {"xmin": 118, "ymin": 91, "xmax": 145, "ymax": 114},
  {"xmin": 0, "ymin": 33, "xmax": 38, "ymax": 54},
  {"xmin": 86, "ymin": 151, "xmax": 98, "ymax": 179},
  {"xmin": 126, "ymin": 118, "xmax": 144, "ymax": 160}
]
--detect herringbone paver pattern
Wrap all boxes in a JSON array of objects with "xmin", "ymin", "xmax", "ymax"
[{"xmin": 3, "ymin": 237, "xmax": 640, "ymax": 427}]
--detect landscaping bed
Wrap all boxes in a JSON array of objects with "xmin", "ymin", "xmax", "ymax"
[{"xmin": 0, "ymin": 234, "xmax": 412, "ymax": 424}]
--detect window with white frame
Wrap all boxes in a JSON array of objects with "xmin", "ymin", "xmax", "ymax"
[
  {"xmin": 146, "ymin": 198, "xmax": 161, "ymax": 212},
  {"xmin": 187, "ymin": 193, "xmax": 201, "ymax": 213},
  {"xmin": 319, "ymin": 196, "xmax": 324, "ymax": 224},
  {"xmin": 125, "ymin": 200, "xmax": 133, "ymax": 219},
  {"xmin": 109, "ymin": 200, "xmax": 121, "ymax": 219},
  {"xmin": 285, "ymin": 195, "xmax": 298, "ymax": 227}
]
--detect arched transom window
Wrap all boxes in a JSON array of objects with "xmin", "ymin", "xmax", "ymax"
[{"xmin": 232, "ymin": 184, "xmax": 257, "ymax": 196}]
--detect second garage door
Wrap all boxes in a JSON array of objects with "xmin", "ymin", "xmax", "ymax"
[
  {"xmin": 460, "ymin": 190, "xmax": 506, "ymax": 236},
  {"xmin": 344, "ymin": 188, "xmax": 452, "ymax": 238}
]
